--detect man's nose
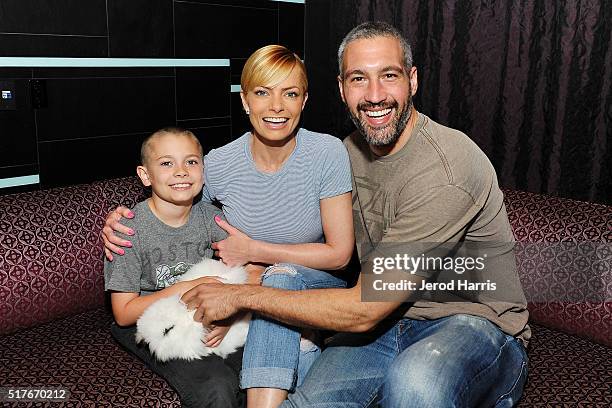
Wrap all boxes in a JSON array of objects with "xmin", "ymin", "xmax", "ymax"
[{"xmin": 364, "ymin": 79, "xmax": 386, "ymax": 104}]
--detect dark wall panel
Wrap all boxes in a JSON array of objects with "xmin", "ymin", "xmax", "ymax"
[
  {"xmin": 190, "ymin": 125, "xmax": 232, "ymax": 154},
  {"xmin": 279, "ymin": 2, "xmax": 305, "ymax": 57},
  {"xmin": 0, "ymin": 0, "xmax": 107, "ymax": 35},
  {"xmin": 0, "ymin": 0, "xmax": 305, "ymax": 194},
  {"xmin": 35, "ymin": 76, "xmax": 176, "ymax": 142},
  {"xmin": 231, "ymin": 92, "xmax": 250, "ymax": 137},
  {"xmin": 0, "ymin": 164, "xmax": 38, "ymax": 180},
  {"xmin": 176, "ymin": 67, "xmax": 230, "ymax": 120},
  {"xmin": 0, "ymin": 35, "xmax": 108, "ymax": 57},
  {"xmin": 108, "ymin": 0, "xmax": 174, "ymax": 57},
  {"xmin": 38, "ymin": 133, "xmax": 148, "ymax": 188},
  {"xmin": 174, "ymin": 2, "xmax": 277, "ymax": 58},
  {"xmin": 0, "ymin": 79, "xmax": 37, "ymax": 166}
]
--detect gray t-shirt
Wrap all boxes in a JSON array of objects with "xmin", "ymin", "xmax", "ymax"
[
  {"xmin": 345, "ymin": 113, "xmax": 530, "ymax": 345},
  {"xmin": 104, "ymin": 200, "xmax": 227, "ymax": 295}
]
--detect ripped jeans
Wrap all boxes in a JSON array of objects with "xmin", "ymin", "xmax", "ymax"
[{"xmin": 240, "ymin": 263, "xmax": 346, "ymax": 391}]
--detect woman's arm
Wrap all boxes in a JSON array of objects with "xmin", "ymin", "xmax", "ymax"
[{"xmin": 213, "ymin": 192, "xmax": 354, "ymax": 270}]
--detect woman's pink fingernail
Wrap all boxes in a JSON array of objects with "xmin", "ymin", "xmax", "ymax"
[
  {"xmin": 214, "ymin": 215, "xmax": 221, "ymax": 222},
  {"xmin": 126, "ymin": 242, "xmax": 132, "ymax": 248},
  {"xmin": 128, "ymin": 211, "xmax": 134, "ymax": 218},
  {"xmin": 119, "ymin": 249, "xmax": 125, "ymax": 255},
  {"xmin": 128, "ymin": 229, "xmax": 134, "ymax": 235}
]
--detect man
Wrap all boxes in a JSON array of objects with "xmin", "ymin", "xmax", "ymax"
[
  {"xmin": 180, "ymin": 22, "xmax": 529, "ymax": 407},
  {"xmin": 105, "ymin": 22, "xmax": 530, "ymax": 407}
]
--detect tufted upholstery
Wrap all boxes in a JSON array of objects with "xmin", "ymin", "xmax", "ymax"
[
  {"xmin": 0, "ymin": 177, "xmax": 148, "ymax": 336},
  {"xmin": 517, "ymin": 323, "xmax": 612, "ymax": 407},
  {"xmin": 503, "ymin": 189, "xmax": 612, "ymax": 347},
  {"xmin": 0, "ymin": 308, "xmax": 180, "ymax": 406},
  {"xmin": 0, "ymin": 179, "xmax": 610, "ymax": 406}
]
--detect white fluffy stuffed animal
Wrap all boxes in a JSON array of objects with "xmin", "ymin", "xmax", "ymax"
[{"xmin": 136, "ymin": 258, "xmax": 250, "ymax": 362}]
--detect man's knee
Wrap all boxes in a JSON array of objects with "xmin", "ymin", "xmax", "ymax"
[
  {"xmin": 261, "ymin": 264, "xmax": 304, "ymax": 290},
  {"xmin": 381, "ymin": 356, "xmax": 458, "ymax": 407}
]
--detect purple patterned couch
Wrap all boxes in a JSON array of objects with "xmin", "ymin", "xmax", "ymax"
[{"xmin": 1, "ymin": 177, "xmax": 610, "ymax": 407}]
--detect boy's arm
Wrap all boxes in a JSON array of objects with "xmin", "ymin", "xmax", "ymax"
[{"xmin": 110, "ymin": 276, "xmax": 220, "ymax": 326}]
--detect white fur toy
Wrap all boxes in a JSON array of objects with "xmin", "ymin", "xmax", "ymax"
[{"xmin": 136, "ymin": 258, "xmax": 250, "ymax": 362}]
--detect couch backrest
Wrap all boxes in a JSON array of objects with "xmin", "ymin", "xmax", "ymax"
[
  {"xmin": 2, "ymin": 179, "xmax": 610, "ymax": 346},
  {"xmin": 503, "ymin": 189, "xmax": 611, "ymax": 347},
  {"xmin": 0, "ymin": 177, "xmax": 148, "ymax": 336}
]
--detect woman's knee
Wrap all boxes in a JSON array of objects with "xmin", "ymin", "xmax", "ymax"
[{"xmin": 261, "ymin": 264, "xmax": 305, "ymax": 290}]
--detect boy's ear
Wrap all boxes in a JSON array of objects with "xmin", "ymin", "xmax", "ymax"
[{"xmin": 137, "ymin": 166, "xmax": 152, "ymax": 187}]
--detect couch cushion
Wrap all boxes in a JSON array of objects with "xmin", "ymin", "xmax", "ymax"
[
  {"xmin": 1, "ymin": 309, "xmax": 609, "ymax": 406},
  {"xmin": 518, "ymin": 323, "xmax": 612, "ymax": 407},
  {"xmin": 0, "ymin": 307, "xmax": 180, "ymax": 406}
]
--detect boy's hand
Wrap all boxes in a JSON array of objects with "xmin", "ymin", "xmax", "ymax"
[
  {"xmin": 102, "ymin": 206, "xmax": 135, "ymax": 261},
  {"xmin": 204, "ymin": 322, "xmax": 232, "ymax": 348}
]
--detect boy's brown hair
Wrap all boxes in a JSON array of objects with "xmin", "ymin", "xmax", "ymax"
[{"xmin": 140, "ymin": 127, "xmax": 202, "ymax": 165}]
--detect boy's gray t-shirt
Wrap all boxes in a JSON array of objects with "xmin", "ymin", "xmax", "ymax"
[{"xmin": 104, "ymin": 200, "xmax": 227, "ymax": 295}]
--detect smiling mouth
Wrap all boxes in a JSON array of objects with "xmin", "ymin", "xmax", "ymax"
[
  {"xmin": 263, "ymin": 117, "xmax": 289, "ymax": 123},
  {"xmin": 169, "ymin": 183, "xmax": 192, "ymax": 189},
  {"xmin": 363, "ymin": 108, "xmax": 392, "ymax": 118}
]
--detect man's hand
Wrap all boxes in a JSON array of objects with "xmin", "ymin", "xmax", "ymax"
[
  {"xmin": 102, "ymin": 206, "xmax": 135, "ymax": 261},
  {"xmin": 181, "ymin": 283, "xmax": 246, "ymax": 326},
  {"xmin": 212, "ymin": 216, "xmax": 254, "ymax": 267}
]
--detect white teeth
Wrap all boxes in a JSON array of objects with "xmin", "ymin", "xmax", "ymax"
[
  {"xmin": 263, "ymin": 117, "xmax": 288, "ymax": 123},
  {"xmin": 171, "ymin": 183, "xmax": 190, "ymax": 188},
  {"xmin": 365, "ymin": 108, "xmax": 392, "ymax": 117}
]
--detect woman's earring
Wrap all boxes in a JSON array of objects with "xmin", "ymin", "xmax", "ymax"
[{"xmin": 245, "ymin": 109, "xmax": 250, "ymax": 115}]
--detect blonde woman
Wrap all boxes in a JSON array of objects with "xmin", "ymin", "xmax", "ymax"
[{"xmin": 103, "ymin": 45, "xmax": 354, "ymax": 408}]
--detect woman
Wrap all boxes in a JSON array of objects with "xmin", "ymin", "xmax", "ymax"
[{"xmin": 103, "ymin": 45, "xmax": 354, "ymax": 407}]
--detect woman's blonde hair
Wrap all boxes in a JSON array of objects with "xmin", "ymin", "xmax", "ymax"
[{"xmin": 241, "ymin": 45, "xmax": 307, "ymax": 93}]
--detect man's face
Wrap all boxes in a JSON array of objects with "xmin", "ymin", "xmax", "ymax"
[{"xmin": 338, "ymin": 36, "xmax": 417, "ymax": 147}]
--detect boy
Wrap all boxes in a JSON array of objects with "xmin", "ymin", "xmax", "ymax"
[{"xmin": 104, "ymin": 127, "xmax": 244, "ymax": 408}]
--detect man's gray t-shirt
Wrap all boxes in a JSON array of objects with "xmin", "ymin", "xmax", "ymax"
[{"xmin": 104, "ymin": 200, "xmax": 227, "ymax": 295}]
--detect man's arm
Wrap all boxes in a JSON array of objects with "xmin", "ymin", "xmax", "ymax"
[
  {"xmin": 111, "ymin": 276, "xmax": 221, "ymax": 326},
  {"xmin": 182, "ymin": 273, "xmax": 423, "ymax": 332}
]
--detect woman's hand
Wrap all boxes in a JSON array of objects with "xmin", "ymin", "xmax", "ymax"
[
  {"xmin": 102, "ymin": 206, "xmax": 135, "ymax": 261},
  {"xmin": 211, "ymin": 216, "xmax": 254, "ymax": 267}
]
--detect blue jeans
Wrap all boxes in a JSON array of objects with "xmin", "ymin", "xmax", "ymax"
[
  {"xmin": 283, "ymin": 314, "xmax": 528, "ymax": 407},
  {"xmin": 240, "ymin": 263, "xmax": 346, "ymax": 391}
]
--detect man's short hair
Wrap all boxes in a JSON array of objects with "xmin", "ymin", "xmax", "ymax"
[
  {"xmin": 241, "ymin": 44, "xmax": 308, "ymax": 93},
  {"xmin": 338, "ymin": 21, "xmax": 413, "ymax": 78},
  {"xmin": 140, "ymin": 127, "xmax": 201, "ymax": 165}
]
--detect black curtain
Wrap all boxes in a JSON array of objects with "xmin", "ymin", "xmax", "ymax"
[{"xmin": 303, "ymin": 0, "xmax": 612, "ymax": 205}]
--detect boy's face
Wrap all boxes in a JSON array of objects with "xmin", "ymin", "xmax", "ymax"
[{"xmin": 137, "ymin": 134, "xmax": 203, "ymax": 206}]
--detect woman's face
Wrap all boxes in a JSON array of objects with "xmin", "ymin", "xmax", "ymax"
[{"xmin": 241, "ymin": 67, "xmax": 308, "ymax": 144}]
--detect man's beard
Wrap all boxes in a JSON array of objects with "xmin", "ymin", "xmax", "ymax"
[{"xmin": 349, "ymin": 96, "xmax": 413, "ymax": 147}]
